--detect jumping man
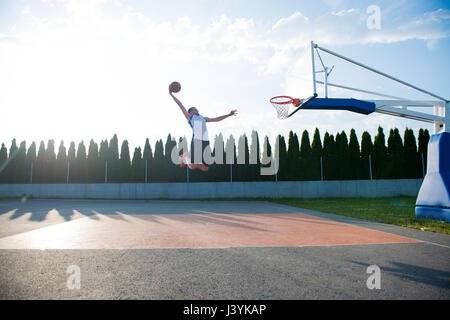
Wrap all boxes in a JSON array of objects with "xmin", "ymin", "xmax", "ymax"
[{"xmin": 169, "ymin": 86, "xmax": 237, "ymax": 171}]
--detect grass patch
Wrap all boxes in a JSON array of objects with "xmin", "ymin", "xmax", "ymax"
[{"xmin": 270, "ymin": 197, "xmax": 450, "ymax": 235}]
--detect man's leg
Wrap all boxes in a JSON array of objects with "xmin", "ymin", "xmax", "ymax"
[{"xmin": 190, "ymin": 139, "xmax": 208, "ymax": 171}]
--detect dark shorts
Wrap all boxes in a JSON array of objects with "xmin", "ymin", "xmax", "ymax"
[{"xmin": 190, "ymin": 139, "xmax": 210, "ymax": 165}]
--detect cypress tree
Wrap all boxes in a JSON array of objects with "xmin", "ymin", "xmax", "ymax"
[
  {"xmin": 15, "ymin": 141, "xmax": 27, "ymax": 183},
  {"xmin": 109, "ymin": 134, "xmax": 119, "ymax": 160},
  {"xmin": 131, "ymin": 147, "xmax": 144, "ymax": 182},
  {"xmin": 109, "ymin": 134, "xmax": 119, "ymax": 182},
  {"xmin": 244, "ymin": 135, "xmax": 251, "ymax": 181},
  {"xmin": 276, "ymin": 135, "xmax": 288, "ymax": 181},
  {"xmin": 235, "ymin": 135, "xmax": 244, "ymax": 181},
  {"xmin": 56, "ymin": 141, "xmax": 67, "ymax": 183},
  {"xmin": 152, "ymin": 139, "xmax": 164, "ymax": 182},
  {"xmin": 235, "ymin": 134, "xmax": 250, "ymax": 181},
  {"xmin": 218, "ymin": 133, "xmax": 227, "ymax": 175},
  {"xmin": 67, "ymin": 142, "xmax": 76, "ymax": 183},
  {"xmin": 143, "ymin": 138, "xmax": 152, "ymax": 182},
  {"xmin": 177, "ymin": 137, "xmax": 189, "ymax": 182},
  {"xmin": 88, "ymin": 139, "xmax": 99, "ymax": 182},
  {"xmin": 0, "ymin": 144, "xmax": 7, "ymax": 164},
  {"xmin": 336, "ymin": 131, "xmax": 350, "ymax": 180},
  {"xmin": 143, "ymin": 139, "xmax": 153, "ymax": 161},
  {"xmin": 9, "ymin": 139, "xmax": 18, "ymax": 157},
  {"xmin": 387, "ymin": 128, "xmax": 404, "ymax": 179},
  {"xmin": 212, "ymin": 133, "xmax": 226, "ymax": 182},
  {"xmin": 311, "ymin": 128, "xmax": 323, "ymax": 180},
  {"xmin": 68, "ymin": 142, "xmax": 76, "ymax": 162},
  {"xmin": 395, "ymin": 128, "xmax": 405, "ymax": 177},
  {"xmin": 99, "ymin": 140, "xmax": 109, "ymax": 162},
  {"xmin": 373, "ymin": 126, "xmax": 388, "ymax": 179},
  {"xmin": 348, "ymin": 129, "xmax": 360, "ymax": 180},
  {"xmin": 287, "ymin": 131, "xmax": 300, "ymax": 180},
  {"xmin": 99, "ymin": 140, "xmax": 109, "ymax": 182},
  {"xmin": 403, "ymin": 128, "xmax": 419, "ymax": 178},
  {"xmin": 0, "ymin": 143, "xmax": 7, "ymax": 183},
  {"xmin": 75, "ymin": 141, "xmax": 87, "ymax": 183},
  {"xmin": 300, "ymin": 130, "xmax": 312, "ymax": 180},
  {"xmin": 249, "ymin": 130, "xmax": 261, "ymax": 181},
  {"xmin": 336, "ymin": 132, "xmax": 342, "ymax": 179},
  {"xmin": 7, "ymin": 139, "xmax": 18, "ymax": 183},
  {"xmin": 261, "ymin": 136, "xmax": 273, "ymax": 180},
  {"xmin": 35, "ymin": 141, "xmax": 46, "ymax": 183},
  {"xmin": 418, "ymin": 128, "xmax": 430, "ymax": 176},
  {"xmin": 164, "ymin": 134, "xmax": 179, "ymax": 182},
  {"xmin": 225, "ymin": 135, "xmax": 237, "ymax": 182},
  {"xmin": 386, "ymin": 128, "xmax": 395, "ymax": 178},
  {"xmin": 322, "ymin": 132, "xmax": 337, "ymax": 180},
  {"xmin": 360, "ymin": 131, "xmax": 373, "ymax": 180},
  {"xmin": 208, "ymin": 135, "xmax": 217, "ymax": 182},
  {"xmin": 26, "ymin": 142, "xmax": 36, "ymax": 183},
  {"xmin": 45, "ymin": 139, "xmax": 56, "ymax": 183},
  {"xmin": 120, "ymin": 140, "xmax": 131, "ymax": 182}
]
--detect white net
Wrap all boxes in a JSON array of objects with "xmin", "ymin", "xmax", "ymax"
[{"xmin": 270, "ymin": 96, "xmax": 293, "ymax": 120}]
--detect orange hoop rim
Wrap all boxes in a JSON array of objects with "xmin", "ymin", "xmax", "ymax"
[{"xmin": 270, "ymin": 96, "xmax": 300, "ymax": 107}]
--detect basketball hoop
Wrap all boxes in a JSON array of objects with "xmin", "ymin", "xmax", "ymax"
[
  {"xmin": 269, "ymin": 93, "xmax": 318, "ymax": 119},
  {"xmin": 270, "ymin": 96, "xmax": 301, "ymax": 120}
]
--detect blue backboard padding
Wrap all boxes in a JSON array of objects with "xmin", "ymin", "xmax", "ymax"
[
  {"xmin": 303, "ymin": 98, "xmax": 376, "ymax": 115},
  {"xmin": 415, "ymin": 132, "xmax": 450, "ymax": 221}
]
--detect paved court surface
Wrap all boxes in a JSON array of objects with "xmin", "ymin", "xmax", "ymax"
[{"xmin": 0, "ymin": 199, "xmax": 449, "ymax": 299}]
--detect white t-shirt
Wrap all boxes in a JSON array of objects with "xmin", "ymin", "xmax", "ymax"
[{"xmin": 188, "ymin": 114, "xmax": 209, "ymax": 141}]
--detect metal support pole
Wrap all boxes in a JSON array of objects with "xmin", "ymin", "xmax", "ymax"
[
  {"xmin": 275, "ymin": 157, "xmax": 278, "ymax": 182},
  {"xmin": 315, "ymin": 43, "xmax": 449, "ymax": 103},
  {"xmin": 145, "ymin": 160, "xmax": 148, "ymax": 183},
  {"xmin": 315, "ymin": 80, "xmax": 406, "ymax": 100},
  {"xmin": 436, "ymin": 101, "xmax": 450, "ymax": 133},
  {"xmin": 30, "ymin": 161, "xmax": 33, "ymax": 184},
  {"xmin": 369, "ymin": 154, "xmax": 373, "ymax": 180},
  {"xmin": 445, "ymin": 101, "xmax": 450, "ymax": 133},
  {"xmin": 67, "ymin": 160, "xmax": 70, "ymax": 184},
  {"xmin": 105, "ymin": 160, "xmax": 108, "ymax": 184},
  {"xmin": 311, "ymin": 41, "xmax": 449, "ymax": 135},
  {"xmin": 315, "ymin": 47, "xmax": 328, "ymax": 98},
  {"xmin": 311, "ymin": 41, "xmax": 317, "ymax": 95},
  {"xmin": 230, "ymin": 163, "xmax": 232, "ymax": 182},
  {"xmin": 320, "ymin": 156, "xmax": 323, "ymax": 181},
  {"xmin": 187, "ymin": 165, "xmax": 189, "ymax": 183}
]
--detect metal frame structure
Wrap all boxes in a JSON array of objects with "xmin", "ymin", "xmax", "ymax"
[{"xmin": 310, "ymin": 41, "xmax": 449, "ymax": 134}]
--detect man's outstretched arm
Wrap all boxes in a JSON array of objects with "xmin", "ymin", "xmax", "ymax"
[
  {"xmin": 169, "ymin": 89, "xmax": 190, "ymax": 121},
  {"xmin": 205, "ymin": 110, "xmax": 238, "ymax": 122}
]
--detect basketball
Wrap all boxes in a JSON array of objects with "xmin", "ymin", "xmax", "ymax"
[{"xmin": 169, "ymin": 81, "xmax": 181, "ymax": 93}]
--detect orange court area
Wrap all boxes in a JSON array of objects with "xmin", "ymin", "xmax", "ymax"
[{"xmin": 0, "ymin": 211, "xmax": 418, "ymax": 250}]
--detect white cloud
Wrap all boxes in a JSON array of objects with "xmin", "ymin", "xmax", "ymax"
[
  {"xmin": 332, "ymin": 8, "xmax": 359, "ymax": 16},
  {"xmin": 272, "ymin": 11, "xmax": 309, "ymax": 31},
  {"xmin": 395, "ymin": 8, "xmax": 450, "ymax": 42}
]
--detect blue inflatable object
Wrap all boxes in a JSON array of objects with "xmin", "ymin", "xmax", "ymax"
[{"xmin": 415, "ymin": 132, "xmax": 450, "ymax": 222}]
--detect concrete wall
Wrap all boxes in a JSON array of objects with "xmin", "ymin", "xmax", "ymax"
[{"xmin": 0, "ymin": 179, "xmax": 423, "ymax": 199}]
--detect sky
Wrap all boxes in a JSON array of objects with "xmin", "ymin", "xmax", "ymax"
[{"xmin": 1, "ymin": 0, "xmax": 449, "ymax": 154}]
